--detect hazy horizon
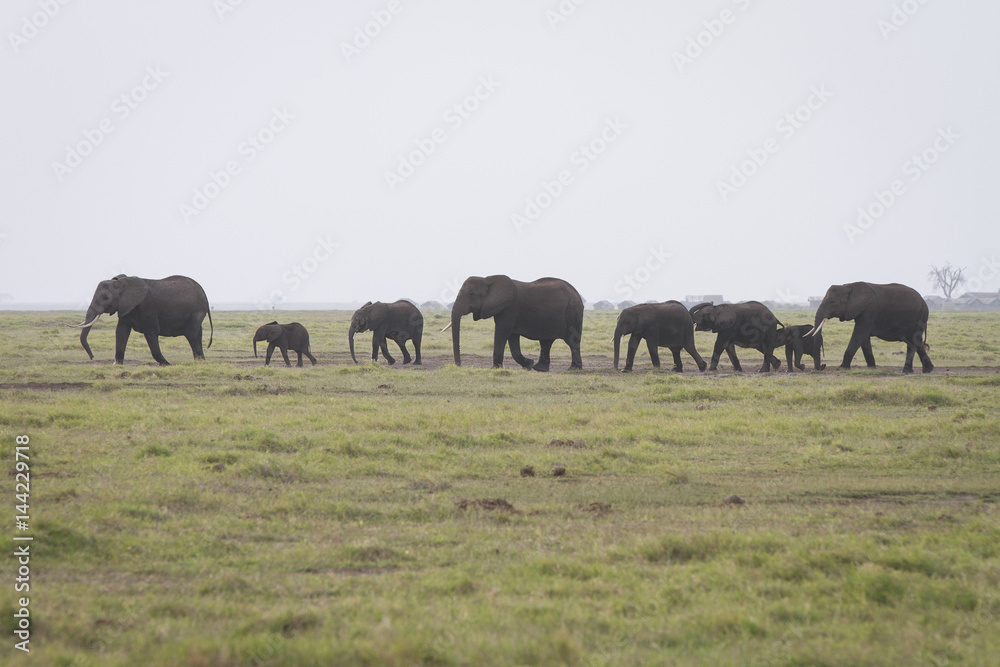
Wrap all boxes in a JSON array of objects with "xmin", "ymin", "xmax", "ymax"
[{"xmin": 3, "ymin": 2, "xmax": 998, "ymax": 309}]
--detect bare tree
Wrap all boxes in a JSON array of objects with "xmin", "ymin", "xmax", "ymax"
[{"xmin": 928, "ymin": 263, "xmax": 966, "ymax": 300}]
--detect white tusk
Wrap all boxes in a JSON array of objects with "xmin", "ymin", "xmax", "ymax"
[
  {"xmin": 805, "ymin": 318, "xmax": 827, "ymax": 337},
  {"xmin": 68, "ymin": 313, "xmax": 101, "ymax": 328},
  {"xmin": 440, "ymin": 322, "xmax": 453, "ymax": 333}
]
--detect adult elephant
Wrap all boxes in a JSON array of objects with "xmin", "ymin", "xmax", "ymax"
[
  {"xmin": 70, "ymin": 274, "xmax": 212, "ymax": 365},
  {"xmin": 807, "ymin": 282, "xmax": 932, "ymax": 373},
  {"xmin": 613, "ymin": 301, "xmax": 707, "ymax": 373},
  {"xmin": 444, "ymin": 275, "xmax": 583, "ymax": 371},
  {"xmin": 689, "ymin": 301, "xmax": 781, "ymax": 373},
  {"xmin": 349, "ymin": 300, "xmax": 423, "ymax": 365}
]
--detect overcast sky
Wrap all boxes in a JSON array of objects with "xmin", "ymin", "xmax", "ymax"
[{"xmin": 2, "ymin": 1, "xmax": 998, "ymax": 309}]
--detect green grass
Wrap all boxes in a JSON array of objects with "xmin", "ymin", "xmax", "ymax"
[{"xmin": 0, "ymin": 309, "xmax": 998, "ymax": 665}]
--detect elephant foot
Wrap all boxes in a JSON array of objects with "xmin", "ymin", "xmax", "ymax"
[
  {"xmin": 817, "ymin": 364, "xmax": 827, "ymax": 371},
  {"xmin": 796, "ymin": 363, "xmax": 806, "ymax": 371},
  {"xmin": 568, "ymin": 363, "xmax": 583, "ymax": 371},
  {"xmin": 413, "ymin": 360, "xmax": 422, "ymax": 366},
  {"xmin": 386, "ymin": 359, "xmax": 396, "ymax": 366},
  {"xmin": 697, "ymin": 364, "xmax": 707, "ymax": 372},
  {"xmin": 620, "ymin": 367, "xmax": 632, "ymax": 373},
  {"xmin": 922, "ymin": 363, "xmax": 934, "ymax": 373},
  {"xmin": 836, "ymin": 365, "xmax": 850, "ymax": 371},
  {"xmin": 902, "ymin": 366, "xmax": 914, "ymax": 374},
  {"xmin": 672, "ymin": 367, "xmax": 683, "ymax": 373},
  {"xmin": 532, "ymin": 364, "xmax": 549, "ymax": 373}
]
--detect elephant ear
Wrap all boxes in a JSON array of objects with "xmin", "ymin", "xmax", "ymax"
[
  {"xmin": 844, "ymin": 284, "xmax": 875, "ymax": 321},
  {"xmin": 116, "ymin": 277, "xmax": 149, "ymax": 317},
  {"xmin": 368, "ymin": 302, "xmax": 389, "ymax": 327},
  {"xmin": 481, "ymin": 275, "xmax": 515, "ymax": 319},
  {"xmin": 265, "ymin": 325, "xmax": 284, "ymax": 342},
  {"xmin": 714, "ymin": 305, "xmax": 737, "ymax": 331}
]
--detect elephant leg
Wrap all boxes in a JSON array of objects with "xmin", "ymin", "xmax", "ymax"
[
  {"xmin": 566, "ymin": 325, "xmax": 583, "ymax": 370},
  {"xmin": 265, "ymin": 342, "xmax": 276, "ymax": 365},
  {"xmin": 915, "ymin": 339, "xmax": 933, "ymax": 373},
  {"xmin": 623, "ymin": 335, "xmax": 642, "ymax": 372},
  {"xmin": 379, "ymin": 337, "xmax": 396, "ymax": 365},
  {"xmin": 114, "ymin": 320, "xmax": 132, "ymax": 364},
  {"xmin": 685, "ymin": 337, "xmax": 707, "ymax": 372},
  {"xmin": 709, "ymin": 336, "xmax": 727, "ymax": 371},
  {"xmin": 295, "ymin": 351, "xmax": 304, "ymax": 367},
  {"xmin": 304, "ymin": 350, "xmax": 317, "ymax": 365},
  {"xmin": 143, "ymin": 330, "xmax": 169, "ymax": 366},
  {"xmin": 813, "ymin": 352, "xmax": 826, "ymax": 371},
  {"xmin": 492, "ymin": 326, "xmax": 511, "ymax": 368},
  {"xmin": 645, "ymin": 333, "xmax": 661, "ymax": 369},
  {"xmin": 725, "ymin": 342, "xmax": 743, "ymax": 372},
  {"xmin": 670, "ymin": 347, "xmax": 683, "ymax": 373},
  {"xmin": 839, "ymin": 327, "xmax": 866, "ymax": 370},
  {"xmin": 758, "ymin": 346, "xmax": 774, "ymax": 373},
  {"xmin": 279, "ymin": 344, "xmax": 291, "ymax": 367},
  {"xmin": 785, "ymin": 344, "xmax": 796, "ymax": 373},
  {"xmin": 186, "ymin": 320, "xmax": 205, "ymax": 360},
  {"xmin": 860, "ymin": 339, "xmax": 876, "ymax": 368},
  {"xmin": 393, "ymin": 335, "xmax": 412, "ymax": 364},
  {"xmin": 533, "ymin": 339, "xmax": 554, "ymax": 372},
  {"xmin": 412, "ymin": 329, "xmax": 422, "ymax": 365}
]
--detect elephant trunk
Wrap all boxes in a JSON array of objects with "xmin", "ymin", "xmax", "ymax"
[
  {"xmin": 451, "ymin": 310, "xmax": 463, "ymax": 366},
  {"xmin": 688, "ymin": 301, "xmax": 712, "ymax": 317},
  {"xmin": 349, "ymin": 324, "xmax": 359, "ymax": 364},
  {"xmin": 78, "ymin": 305, "xmax": 99, "ymax": 360},
  {"xmin": 807, "ymin": 301, "xmax": 831, "ymax": 337},
  {"xmin": 253, "ymin": 336, "xmax": 258, "ymax": 358},
  {"xmin": 612, "ymin": 321, "xmax": 626, "ymax": 370}
]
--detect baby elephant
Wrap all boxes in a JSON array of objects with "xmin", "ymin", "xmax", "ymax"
[
  {"xmin": 775, "ymin": 324, "xmax": 825, "ymax": 372},
  {"xmin": 349, "ymin": 300, "xmax": 423, "ymax": 365},
  {"xmin": 253, "ymin": 322, "xmax": 317, "ymax": 367}
]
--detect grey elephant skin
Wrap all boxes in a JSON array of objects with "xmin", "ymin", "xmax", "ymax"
[
  {"xmin": 689, "ymin": 301, "xmax": 782, "ymax": 373},
  {"xmin": 613, "ymin": 301, "xmax": 707, "ymax": 373},
  {"xmin": 349, "ymin": 300, "xmax": 423, "ymax": 365},
  {"xmin": 809, "ymin": 282, "xmax": 932, "ymax": 373},
  {"xmin": 253, "ymin": 322, "xmax": 316, "ymax": 367},
  {"xmin": 448, "ymin": 275, "xmax": 583, "ymax": 371},
  {"xmin": 74, "ymin": 274, "xmax": 212, "ymax": 365},
  {"xmin": 775, "ymin": 324, "xmax": 826, "ymax": 372}
]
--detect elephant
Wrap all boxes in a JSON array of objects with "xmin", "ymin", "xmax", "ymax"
[
  {"xmin": 689, "ymin": 301, "xmax": 782, "ymax": 373},
  {"xmin": 808, "ymin": 282, "xmax": 932, "ymax": 373},
  {"xmin": 349, "ymin": 300, "xmax": 423, "ymax": 365},
  {"xmin": 253, "ymin": 322, "xmax": 316, "ymax": 367},
  {"xmin": 613, "ymin": 301, "xmax": 707, "ymax": 373},
  {"xmin": 774, "ymin": 324, "xmax": 826, "ymax": 372},
  {"xmin": 71, "ymin": 274, "xmax": 212, "ymax": 365},
  {"xmin": 445, "ymin": 275, "xmax": 583, "ymax": 371}
]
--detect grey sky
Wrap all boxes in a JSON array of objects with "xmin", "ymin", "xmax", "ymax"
[{"xmin": 2, "ymin": 1, "xmax": 998, "ymax": 308}]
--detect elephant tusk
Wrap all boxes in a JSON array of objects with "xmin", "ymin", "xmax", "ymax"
[
  {"xmin": 805, "ymin": 318, "xmax": 827, "ymax": 337},
  {"xmin": 68, "ymin": 313, "xmax": 101, "ymax": 328},
  {"xmin": 440, "ymin": 322, "xmax": 453, "ymax": 333}
]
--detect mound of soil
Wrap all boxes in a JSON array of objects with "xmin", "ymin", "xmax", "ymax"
[{"xmin": 456, "ymin": 498, "xmax": 517, "ymax": 512}]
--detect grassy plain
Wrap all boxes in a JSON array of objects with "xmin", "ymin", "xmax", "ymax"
[{"xmin": 1, "ymin": 309, "xmax": 998, "ymax": 666}]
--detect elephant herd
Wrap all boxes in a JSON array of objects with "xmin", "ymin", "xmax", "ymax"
[{"xmin": 70, "ymin": 274, "xmax": 935, "ymax": 374}]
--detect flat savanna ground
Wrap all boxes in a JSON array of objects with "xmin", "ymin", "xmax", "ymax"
[{"xmin": 1, "ymin": 309, "xmax": 999, "ymax": 666}]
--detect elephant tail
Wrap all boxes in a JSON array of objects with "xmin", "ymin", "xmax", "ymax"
[{"xmin": 206, "ymin": 309, "xmax": 214, "ymax": 349}]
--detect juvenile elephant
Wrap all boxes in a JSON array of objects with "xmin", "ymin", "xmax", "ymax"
[
  {"xmin": 71, "ymin": 274, "xmax": 212, "ymax": 365},
  {"xmin": 808, "ymin": 282, "xmax": 932, "ymax": 373},
  {"xmin": 253, "ymin": 322, "xmax": 316, "ymax": 367},
  {"xmin": 445, "ymin": 275, "xmax": 583, "ymax": 371},
  {"xmin": 775, "ymin": 324, "xmax": 825, "ymax": 372},
  {"xmin": 613, "ymin": 301, "xmax": 707, "ymax": 373},
  {"xmin": 349, "ymin": 300, "xmax": 423, "ymax": 365},
  {"xmin": 689, "ymin": 301, "xmax": 782, "ymax": 373}
]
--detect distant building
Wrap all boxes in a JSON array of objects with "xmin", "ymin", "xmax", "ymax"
[
  {"xmin": 808, "ymin": 296, "xmax": 824, "ymax": 310},
  {"xmin": 592, "ymin": 300, "xmax": 615, "ymax": 311},
  {"xmin": 421, "ymin": 300, "xmax": 446, "ymax": 311},
  {"xmin": 617, "ymin": 300, "xmax": 637, "ymax": 309}
]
